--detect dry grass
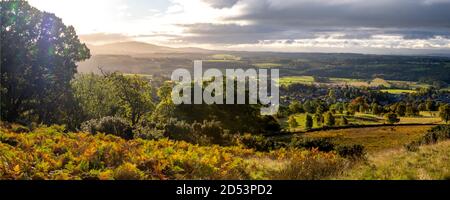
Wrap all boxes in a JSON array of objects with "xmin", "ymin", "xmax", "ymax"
[
  {"xmin": 339, "ymin": 141, "xmax": 450, "ymax": 180},
  {"xmin": 301, "ymin": 125, "xmax": 435, "ymax": 153}
]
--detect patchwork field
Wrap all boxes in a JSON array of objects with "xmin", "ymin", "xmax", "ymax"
[{"xmin": 279, "ymin": 76, "xmax": 431, "ymax": 90}]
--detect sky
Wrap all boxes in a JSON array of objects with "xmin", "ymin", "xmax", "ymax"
[{"xmin": 28, "ymin": 0, "xmax": 450, "ymax": 54}]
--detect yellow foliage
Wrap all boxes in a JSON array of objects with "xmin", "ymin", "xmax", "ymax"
[{"xmin": 0, "ymin": 124, "xmax": 345, "ymax": 180}]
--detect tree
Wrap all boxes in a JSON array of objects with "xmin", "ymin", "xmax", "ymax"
[
  {"xmin": 371, "ymin": 103, "xmax": 381, "ymax": 115},
  {"xmin": 303, "ymin": 100, "xmax": 315, "ymax": 113},
  {"xmin": 288, "ymin": 115, "xmax": 299, "ymax": 131},
  {"xmin": 324, "ymin": 112, "xmax": 335, "ymax": 127},
  {"xmin": 426, "ymin": 100, "xmax": 435, "ymax": 112},
  {"xmin": 384, "ymin": 113, "xmax": 400, "ymax": 124},
  {"xmin": 395, "ymin": 104, "xmax": 406, "ymax": 117},
  {"xmin": 405, "ymin": 105, "xmax": 416, "ymax": 117},
  {"xmin": 340, "ymin": 116, "xmax": 348, "ymax": 126},
  {"xmin": 418, "ymin": 103, "xmax": 427, "ymax": 112},
  {"xmin": 108, "ymin": 73, "xmax": 154, "ymax": 126},
  {"xmin": 1, "ymin": 1, "xmax": 90, "ymax": 124},
  {"xmin": 439, "ymin": 104, "xmax": 450, "ymax": 124},
  {"xmin": 288, "ymin": 100, "xmax": 303, "ymax": 114},
  {"xmin": 313, "ymin": 113, "xmax": 323, "ymax": 127},
  {"xmin": 71, "ymin": 74, "xmax": 122, "ymax": 121},
  {"xmin": 305, "ymin": 115, "xmax": 313, "ymax": 130}
]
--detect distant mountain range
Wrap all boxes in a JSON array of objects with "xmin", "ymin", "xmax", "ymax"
[{"xmin": 87, "ymin": 41, "xmax": 214, "ymax": 55}]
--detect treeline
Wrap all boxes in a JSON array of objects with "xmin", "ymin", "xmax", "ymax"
[{"xmin": 281, "ymin": 55, "xmax": 450, "ymax": 84}]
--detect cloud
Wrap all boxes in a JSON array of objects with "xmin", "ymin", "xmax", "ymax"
[
  {"xmin": 168, "ymin": 0, "xmax": 450, "ymax": 53},
  {"xmin": 202, "ymin": 0, "xmax": 240, "ymax": 8}
]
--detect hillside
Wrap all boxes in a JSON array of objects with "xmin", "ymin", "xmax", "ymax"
[{"xmin": 341, "ymin": 141, "xmax": 450, "ymax": 180}]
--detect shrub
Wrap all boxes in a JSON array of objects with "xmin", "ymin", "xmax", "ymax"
[
  {"xmin": 336, "ymin": 145, "xmax": 366, "ymax": 160},
  {"xmin": 237, "ymin": 134, "xmax": 278, "ymax": 152},
  {"xmin": 324, "ymin": 112, "xmax": 336, "ymax": 127},
  {"xmin": 163, "ymin": 119, "xmax": 231, "ymax": 146},
  {"xmin": 340, "ymin": 116, "xmax": 349, "ymax": 126},
  {"xmin": 81, "ymin": 116, "xmax": 133, "ymax": 139},
  {"xmin": 384, "ymin": 113, "xmax": 400, "ymax": 124},
  {"xmin": 133, "ymin": 121, "xmax": 164, "ymax": 140},
  {"xmin": 290, "ymin": 137, "xmax": 335, "ymax": 152},
  {"xmin": 305, "ymin": 115, "xmax": 313, "ymax": 130}
]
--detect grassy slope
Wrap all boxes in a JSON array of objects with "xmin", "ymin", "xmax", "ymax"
[
  {"xmin": 302, "ymin": 125, "xmax": 434, "ymax": 153},
  {"xmin": 340, "ymin": 141, "xmax": 450, "ymax": 180}
]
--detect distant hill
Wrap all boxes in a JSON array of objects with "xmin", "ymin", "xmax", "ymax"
[{"xmin": 87, "ymin": 41, "xmax": 214, "ymax": 55}]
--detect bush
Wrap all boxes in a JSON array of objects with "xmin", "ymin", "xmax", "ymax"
[
  {"xmin": 290, "ymin": 137, "xmax": 335, "ymax": 152},
  {"xmin": 163, "ymin": 119, "xmax": 232, "ymax": 146},
  {"xmin": 81, "ymin": 116, "xmax": 133, "ymax": 139},
  {"xmin": 384, "ymin": 113, "xmax": 400, "ymax": 124},
  {"xmin": 336, "ymin": 145, "xmax": 366, "ymax": 160},
  {"xmin": 133, "ymin": 121, "xmax": 164, "ymax": 140},
  {"xmin": 236, "ymin": 134, "xmax": 280, "ymax": 152}
]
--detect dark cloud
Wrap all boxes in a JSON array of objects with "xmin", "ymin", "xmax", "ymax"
[
  {"xmin": 229, "ymin": 0, "xmax": 450, "ymax": 28},
  {"xmin": 202, "ymin": 0, "xmax": 240, "ymax": 9},
  {"xmin": 177, "ymin": 0, "xmax": 450, "ymax": 45}
]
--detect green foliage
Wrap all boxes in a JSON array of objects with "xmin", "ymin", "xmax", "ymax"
[
  {"xmin": 336, "ymin": 145, "xmax": 366, "ymax": 160},
  {"xmin": 340, "ymin": 116, "xmax": 349, "ymax": 126},
  {"xmin": 71, "ymin": 74, "xmax": 122, "ymax": 120},
  {"xmin": 72, "ymin": 73, "xmax": 154, "ymax": 126},
  {"xmin": 163, "ymin": 119, "xmax": 231, "ymax": 146},
  {"xmin": 384, "ymin": 113, "xmax": 400, "ymax": 124},
  {"xmin": 290, "ymin": 137, "xmax": 335, "ymax": 152},
  {"xmin": 324, "ymin": 112, "xmax": 336, "ymax": 127},
  {"xmin": 287, "ymin": 115, "xmax": 299, "ymax": 130},
  {"xmin": 237, "ymin": 134, "xmax": 279, "ymax": 152},
  {"xmin": 439, "ymin": 104, "xmax": 450, "ymax": 123},
  {"xmin": 305, "ymin": 115, "xmax": 313, "ymax": 130},
  {"xmin": 108, "ymin": 73, "xmax": 154, "ymax": 126},
  {"xmin": 81, "ymin": 117, "xmax": 133, "ymax": 139},
  {"xmin": 132, "ymin": 121, "xmax": 165, "ymax": 140},
  {"xmin": 288, "ymin": 100, "xmax": 303, "ymax": 114},
  {"xmin": 313, "ymin": 113, "xmax": 323, "ymax": 127},
  {"xmin": 1, "ymin": 1, "xmax": 90, "ymax": 125}
]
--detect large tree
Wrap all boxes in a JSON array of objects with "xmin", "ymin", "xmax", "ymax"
[{"xmin": 1, "ymin": 1, "xmax": 90, "ymax": 123}]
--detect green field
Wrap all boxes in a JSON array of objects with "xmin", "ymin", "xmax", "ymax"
[
  {"xmin": 253, "ymin": 63, "xmax": 283, "ymax": 68},
  {"xmin": 380, "ymin": 89, "xmax": 417, "ymax": 94},
  {"xmin": 282, "ymin": 112, "xmax": 442, "ymax": 132},
  {"xmin": 279, "ymin": 76, "xmax": 315, "ymax": 85},
  {"xmin": 211, "ymin": 54, "xmax": 241, "ymax": 61}
]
